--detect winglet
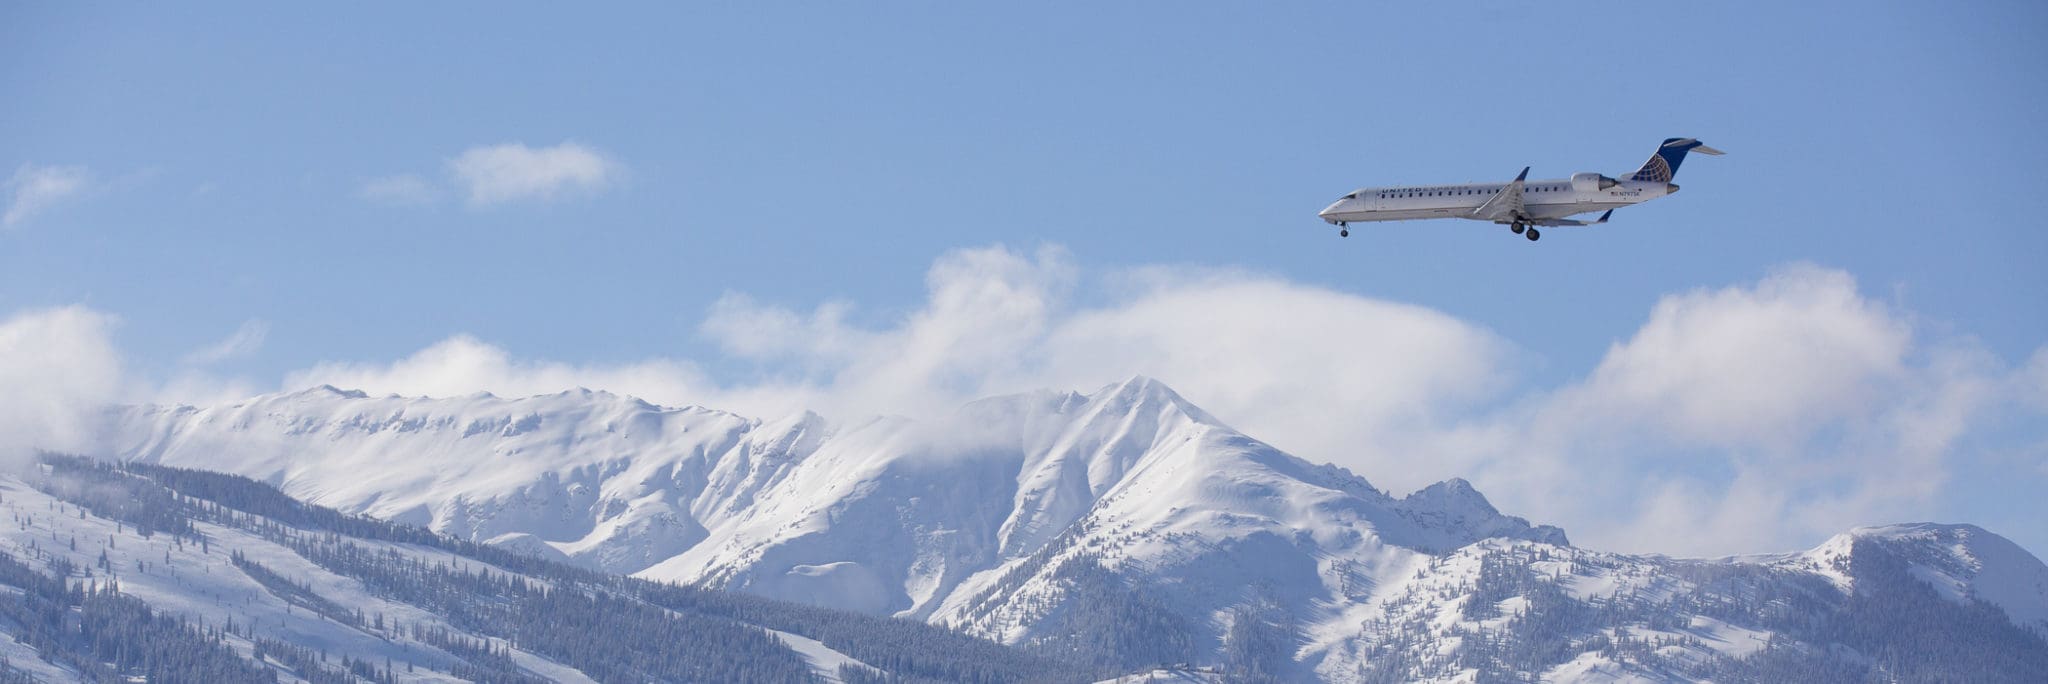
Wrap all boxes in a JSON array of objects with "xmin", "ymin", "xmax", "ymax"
[
  {"xmin": 1514, "ymin": 166, "xmax": 1530, "ymax": 182},
  {"xmin": 1595, "ymin": 209, "xmax": 1613, "ymax": 223}
]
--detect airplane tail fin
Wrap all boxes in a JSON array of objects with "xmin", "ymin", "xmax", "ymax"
[{"xmin": 1628, "ymin": 138, "xmax": 1723, "ymax": 182}]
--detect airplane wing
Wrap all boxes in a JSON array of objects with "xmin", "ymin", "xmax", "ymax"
[
  {"xmin": 1469, "ymin": 167, "xmax": 1530, "ymax": 223},
  {"xmin": 1530, "ymin": 209, "xmax": 1614, "ymax": 227}
]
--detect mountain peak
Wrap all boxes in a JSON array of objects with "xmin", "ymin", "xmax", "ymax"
[
  {"xmin": 1400, "ymin": 478, "xmax": 1494, "ymax": 515},
  {"xmin": 1395, "ymin": 477, "xmax": 1570, "ymax": 548},
  {"xmin": 294, "ymin": 384, "xmax": 369, "ymax": 399},
  {"xmin": 1093, "ymin": 374, "xmax": 1174, "ymax": 402},
  {"xmin": 1084, "ymin": 374, "xmax": 1226, "ymax": 428}
]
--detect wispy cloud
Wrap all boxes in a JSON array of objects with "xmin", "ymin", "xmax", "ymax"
[
  {"xmin": 358, "ymin": 174, "xmax": 437, "ymax": 206},
  {"xmin": 4, "ymin": 163, "xmax": 92, "ymax": 227},
  {"xmin": 183, "ymin": 320, "xmax": 269, "ymax": 366},
  {"xmin": 446, "ymin": 141, "xmax": 618, "ymax": 206}
]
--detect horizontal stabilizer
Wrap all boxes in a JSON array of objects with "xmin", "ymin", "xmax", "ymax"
[
  {"xmin": 1630, "ymin": 138, "xmax": 1722, "ymax": 182},
  {"xmin": 1530, "ymin": 209, "xmax": 1613, "ymax": 227}
]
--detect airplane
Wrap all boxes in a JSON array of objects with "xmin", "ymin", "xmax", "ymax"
[{"xmin": 1317, "ymin": 138, "xmax": 1723, "ymax": 242}]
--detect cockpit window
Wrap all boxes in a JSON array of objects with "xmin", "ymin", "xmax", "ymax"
[{"xmin": 1341, "ymin": 193, "xmax": 1358, "ymax": 200}]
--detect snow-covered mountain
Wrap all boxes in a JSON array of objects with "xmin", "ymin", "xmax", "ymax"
[
  {"xmin": 0, "ymin": 455, "xmax": 1089, "ymax": 683},
  {"xmin": 104, "ymin": 379, "xmax": 1561, "ymax": 614},
  {"xmin": 100, "ymin": 378, "xmax": 2048, "ymax": 681}
]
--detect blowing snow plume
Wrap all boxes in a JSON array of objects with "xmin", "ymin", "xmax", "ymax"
[{"xmin": 0, "ymin": 307, "xmax": 123, "ymax": 470}]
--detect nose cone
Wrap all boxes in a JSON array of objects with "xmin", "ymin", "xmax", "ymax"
[{"xmin": 1319, "ymin": 199, "xmax": 1348, "ymax": 224}]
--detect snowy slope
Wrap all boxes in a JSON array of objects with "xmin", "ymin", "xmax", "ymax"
[
  {"xmin": 0, "ymin": 459, "xmax": 1084, "ymax": 683},
  {"xmin": 109, "ymin": 386, "xmax": 824, "ymax": 576},
  {"xmin": 1306, "ymin": 529, "xmax": 2048, "ymax": 682},
  {"xmin": 0, "ymin": 475, "xmax": 593, "ymax": 683},
  {"xmin": 1776, "ymin": 522, "xmax": 2048, "ymax": 632}
]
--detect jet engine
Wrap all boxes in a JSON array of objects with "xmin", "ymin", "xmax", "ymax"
[{"xmin": 1570, "ymin": 172, "xmax": 1620, "ymax": 192}]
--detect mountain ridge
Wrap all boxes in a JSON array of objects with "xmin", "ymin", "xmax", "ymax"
[{"xmin": 96, "ymin": 377, "xmax": 2048, "ymax": 681}]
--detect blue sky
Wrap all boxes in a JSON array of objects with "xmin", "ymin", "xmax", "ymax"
[{"xmin": 5, "ymin": 3, "xmax": 2045, "ymax": 557}]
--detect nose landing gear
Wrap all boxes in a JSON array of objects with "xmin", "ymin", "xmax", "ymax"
[{"xmin": 1337, "ymin": 221, "xmax": 1349, "ymax": 238}]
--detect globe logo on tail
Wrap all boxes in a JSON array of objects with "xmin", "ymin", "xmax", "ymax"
[{"xmin": 1631, "ymin": 156, "xmax": 1673, "ymax": 183}]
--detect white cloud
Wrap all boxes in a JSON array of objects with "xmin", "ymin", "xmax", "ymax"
[
  {"xmin": 1439, "ymin": 266, "xmax": 2029, "ymax": 556},
  {"xmin": 688, "ymin": 245, "xmax": 1512, "ymax": 432},
  {"xmin": 2020, "ymin": 346, "xmax": 2048, "ymax": 412},
  {"xmin": 279, "ymin": 245, "xmax": 1507, "ymax": 436},
  {"xmin": 19, "ymin": 245, "xmax": 2034, "ymax": 559},
  {"xmin": 358, "ymin": 173, "xmax": 437, "ymax": 206},
  {"xmin": 183, "ymin": 319, "xmax": 269, "ymax": 366},
  {"xmin": 792, "ymin": 245, "xmax": 1079, "ymax": 418},
  {"xmin": 264, "ymin": 248, "xmax": 2045, "ymax": 558},
  {"xmin": 282, "ymin": 335, "xmax": 716, "ymax": 408},
  {"xmin": 0, "ymin": 307, "xmax": 123, "ymax": 469},
  {"xmin": 152, "ymin": 371, "xmax": 261, "ymax": 408},
  {"xmin": 1033, "ymin": 273, "xmax": 1512, "ymax": 465},
  {"xmin": 702, "ymin": 294, "xmax": 873, "ymax": 367},
  {"xmin": 1566, "ymin": 265, "xmax": 1911, "ymax": 450},
  {"xmin": 4, "ymin": 163, "xmax": 91, "ymax": 227},
  {"xmin": 446, "ymin": 141, "xmax": 618, "ymax": 206}
]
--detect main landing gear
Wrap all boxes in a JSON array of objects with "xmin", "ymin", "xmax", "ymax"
[
  {"xmin": 1337, "ymin": 221, "xmax": 1349, "ymax": 238},
  {"xmin": 1510, "ymin": 222, "xmax": 1540, "ymax": 242}
]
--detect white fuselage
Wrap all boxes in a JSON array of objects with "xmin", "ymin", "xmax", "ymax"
[{"xmin": 1318, "ymin": 175, "xmax": 1678, "ymax": 225}]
